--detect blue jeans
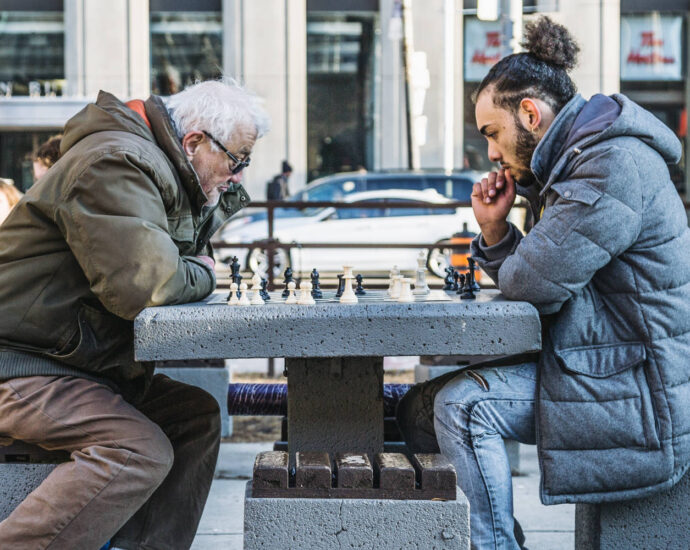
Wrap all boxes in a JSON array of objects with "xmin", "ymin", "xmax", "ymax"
[{"xmin": 396, "ymin": 360, "xmax": 538, "ymax": 550}]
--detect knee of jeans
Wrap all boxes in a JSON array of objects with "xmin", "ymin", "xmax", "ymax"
[{"xmin": 433, "ymin": 376, "xmax": 488, "ymax": 433}]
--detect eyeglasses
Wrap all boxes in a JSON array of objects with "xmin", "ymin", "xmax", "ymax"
[{"xmin": 202, "ymin": 130, "xmax": 251, "ymax": 175}]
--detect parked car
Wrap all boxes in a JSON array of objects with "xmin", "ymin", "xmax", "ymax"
[{"xmin": 213, "ymin": 188, "xmax": 525, "ymax": 278}]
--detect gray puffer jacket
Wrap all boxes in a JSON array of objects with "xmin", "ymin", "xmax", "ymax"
[{"xmin": 472, "ymin": 93, "xmax": 690, "ymax": 505}]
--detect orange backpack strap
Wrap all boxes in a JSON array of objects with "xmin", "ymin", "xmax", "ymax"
[{"xmin": 125, "ymin": 99, "xmax": 152, "ymax": 130}]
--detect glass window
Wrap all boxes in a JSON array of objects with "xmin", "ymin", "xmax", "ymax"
[
  {"xmin": 304, "ymin": 178, "xmax": 365, "ymax": 200},
  {"xmin": 0, "ymin": 5, "xmax": 65, "ymax": 97},
  {"xmin": 150, "ymin": 1, "xmax": 222, "ymax": 95},
  {"xmin": 0, "ymin": 131, "xmax": 58, "ymax": 191},
  {"xmin": 426, "ymin": 177, "xmax": 475, "ymax": 202},
  {"xmin": 365, "ymin": 177, "xmax": 424, "ymax": 192}
]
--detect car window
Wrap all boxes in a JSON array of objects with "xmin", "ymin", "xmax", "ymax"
[
  {"xmin": 304, "ymin": 178, "xmax": 365, "ymax": 201},
  {"xmin": 333, "ymin": 205, "xmax": 386, "ymax": 220},
  {"xmin": 426, "ymin": 177, "xmax": 475, "ymax": 202},
  {"xmin": 365, "ymin": 177, "xmax": 424, "ymax": 192}
]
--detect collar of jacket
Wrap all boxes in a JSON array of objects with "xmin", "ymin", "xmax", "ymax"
[
  {"xmin": 143, "ymin": 95, "xmax": 209, "ymax": 215},
  {"xmin": 530, "ymin": 94, "xmax": 587, "ymax": 196}
]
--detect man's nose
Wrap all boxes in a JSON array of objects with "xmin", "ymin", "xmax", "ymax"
[
  {"xmin": 487, "ymin": 143, "xmax": 501, "ymax": 163},
  {"xmin": 229, "ymin": 171, "xmax": 244, "ymax": 184}
]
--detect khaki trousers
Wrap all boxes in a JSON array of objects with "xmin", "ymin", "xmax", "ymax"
[{"xmin": 0, "ymin": 373, "xmax": 221, "ymax": 550}]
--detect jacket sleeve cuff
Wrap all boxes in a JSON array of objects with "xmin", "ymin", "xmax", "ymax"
[{"xmin": 473, "ymin": 222, "xmax": 522, "ymax": 262}]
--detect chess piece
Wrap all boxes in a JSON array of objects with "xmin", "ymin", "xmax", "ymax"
[
  {"xmin": 298, "ymin": 281, "xmax": 316, "ymax": 305},
  {"xmin": 250, "ymin": 274, "xmax": 264, "ymax": 305},
  {"xmin": 260, "ymin": 278, "xmax": 271, "ymax": 301},
  {"xmin": 228, "ymin": 282, "xmax": 239, "ymax": 305},
  {"xmin": 460, "ymin": 271, "xmax": 475, "ymax": 300},
  {"xmin": 453, "ymin": 270, "xmax": 461, "ymax": 291},
  {"xmin": 238, "ymin": 283, "xmax": 251, "ymax": 305},
  {"xmin": 467, "ymin": 258, "xmax": 481, "ymax": 292},
  {"xmin": 413, "ymin": 250, "xmax": 430, "ymax": 295},
  {"xmin": 335, "ymin": 274, "xmax": 345, "ymax": 298},
  {"xmin": 387, "ymin": 265, "xmax": 400, "ymax": 296},
  {"xmin": 310, "ymin": 268, "xmax": 323, "ymax": 299},
  {"xmin": 284, "ymin": 281, "xmax": 298, "ymax": 304},
  {"xmin": 339, "ymin": 266, "xmax": 358, "ymax": 304},
  {"xmin": 230, "ymin": 256, "xmax": 242, "ymax": 298},
  {"xmin": 355, "ymin": 274, "xmax": 366, "ymax": 296},
  {"xmin": 443, "ymin": 266, "xmax": 455, "ymax": 291},
  {"xmin": 282, "ymin": 267, "xmax": 295, "ymax": 298},
  {"xmin": 455, "ymin": 273, "xmax": 466, "ymax": 295},
  {"xmin": 397, "ymin": 278, "xmax": 414, "ymax": 303},
  {"xmin": 390, "ymin": 275, "xmax": 403, "ymax": 299}
]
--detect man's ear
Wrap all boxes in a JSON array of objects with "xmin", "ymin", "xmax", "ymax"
[
  {"xmin": 181, "ymin": 131, "xmax": 205, "ymax": 159},
  {"xmin": 519, "ymin": 98, "xmax": 542, "ymax": 132}
]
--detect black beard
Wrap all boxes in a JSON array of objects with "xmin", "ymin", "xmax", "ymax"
[{"xmin": 513, "ymin": 115, "xmax": 540, "ymax": 187}]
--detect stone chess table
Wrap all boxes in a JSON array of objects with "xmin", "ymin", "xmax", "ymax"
[{"xmin": 134, "ymin": 289, "xmax": 541, "ymax": 549}]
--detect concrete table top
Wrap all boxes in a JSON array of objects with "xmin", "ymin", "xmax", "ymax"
[{"xmin": 134, "ymin": 289, "xmax": 541, "ymax": 361}]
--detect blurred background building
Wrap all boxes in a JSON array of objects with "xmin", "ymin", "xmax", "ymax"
[{"xmin": 0, "ymin": 0, "xmax": 687, "ymax": 201}]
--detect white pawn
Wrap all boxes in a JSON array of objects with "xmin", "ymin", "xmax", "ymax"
[
  {"xmin": 238, "ymin": 282, "xmax": 251, "ymax": 306},
  {"xmin": 387, "ymin": 265, "xmax": 400, "ymax": 296},
  {"xmin": 390, "ymin": 275, "xmax": 403, "ymax": 299},
  {"xmin": 250, "ymin": 273, "xmax": 264, "ymax": 305},
  {"xmin": 228, "ymin": 282, "xmax": 239, "ymax": 305},
  {"xmin": 397, "ymin": 277, "xmax": 414, "ymax": 302},
  {"xmin": 298, "ymin": 281, "xmax": 316, "ymax": 305},
  {"xmin": 284, "ymin": 281, "xmax": 298, "ymax": 304}
]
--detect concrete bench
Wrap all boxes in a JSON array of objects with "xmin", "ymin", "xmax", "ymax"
[{"xmin": 575, "ymin": 469, "xmax": 690, "ymax": 549}]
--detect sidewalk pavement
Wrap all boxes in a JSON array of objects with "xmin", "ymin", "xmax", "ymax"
[{"xmin": 191, "ymin": 442, "xmax": 574, "ymax": 549}]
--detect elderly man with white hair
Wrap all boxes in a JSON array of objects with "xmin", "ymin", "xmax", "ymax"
[{"xmin": 0, "ymin": 79, "xmax": 270, "ymax": 549}]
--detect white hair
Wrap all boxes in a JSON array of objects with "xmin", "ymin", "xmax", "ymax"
[{"xmin": 164, "ymin": 78, "xmax": 271, "ymax": 145}]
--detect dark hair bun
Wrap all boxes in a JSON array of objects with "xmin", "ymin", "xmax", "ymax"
[{"xmin": 521, "ymin": 16, "xmax": 579, "ymax": 71}]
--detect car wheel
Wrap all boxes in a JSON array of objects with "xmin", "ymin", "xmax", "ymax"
[
  {"xmin": 427, "ymin": 243, "xmax": 452, "ymax": 278},
  {"xmin": 247, "ymin": 247, "xmax": 289, "ymax": 278}
]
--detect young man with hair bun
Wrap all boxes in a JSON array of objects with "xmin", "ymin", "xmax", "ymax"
[{"xmin": 397, "ymin": 16, "xmax": 690, "ymax": 550}]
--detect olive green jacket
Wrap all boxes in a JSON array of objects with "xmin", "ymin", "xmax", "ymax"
[{"xmin": 0, "ymin": 91, "xmax": 250, "ymax": 401}]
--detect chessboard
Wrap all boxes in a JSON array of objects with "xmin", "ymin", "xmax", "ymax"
[{"xmin": 207, "ymin": 289, "xmax": 467, "ymax": 305}]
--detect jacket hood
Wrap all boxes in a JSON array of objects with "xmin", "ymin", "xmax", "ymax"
[
  {"xmin": 61, "ymin": 91, "xmax": 155, "ymax": 154},
  {"xmin": 531, "ymin": 93, "xmax": 682, "ymax": 189}
]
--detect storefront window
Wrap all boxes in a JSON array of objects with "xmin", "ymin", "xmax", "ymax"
[
  {"xmin": 150, "ymin": 0, "xmax": 222, "ymax": 96},
  {"xmin": 0, "ymin": 4, "xmax": 65, "ymax": 97},
  {"xmin": 307, "ymin": 12, "xmax": 379, "ymax": 181}
]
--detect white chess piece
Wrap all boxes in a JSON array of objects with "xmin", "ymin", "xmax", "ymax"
[
  {"xmin": 250, "ymin": 274, "xmax": 264, "ymax": 305},
  {"xmin": 284, "ymin": 281, "xmax": 298, "ymax": 304},
  {"xmin": 413, "ymin": 250, "xmax": 431, "ymax": 295},
  {"xmin": 390, "ymin": 275, "xmax": 403, "ymax": 299},
  {"xmin": 298, "ymin": 281, "xmax": 316, "ymax": 305},
  {"xmin": 387, "ymin": 265, "xmax": 400, "ymax": 296},
  {"xmin": 397, "ymin": 277, "xmax": 415, "ymax": 302},
  {"xmin": 238, "ymin": 282, "xmax": 251, "ymax": 306},
  {"xmin": 228, "ymin": 282, "xmax": 239, "ymax": 305},
  {"xmin": 339, "ymin": 265, "xmax": 358, "ymax": 304}
]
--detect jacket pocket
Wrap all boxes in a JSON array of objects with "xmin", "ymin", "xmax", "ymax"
[
  {"xmin": 44, "ymin": 302, "xmax": 134, "ymax": 373},
  {"xmin": 553, "ymin": 342, "xmax": 660, "ymax": 450}
]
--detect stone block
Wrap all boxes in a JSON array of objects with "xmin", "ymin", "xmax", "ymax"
[
  {"xmin": 0, "ymin": 464, "xmax": 58, "ymax": 521},
  {"xmin": 575, "ymin": 469, "xmax": 690, "ymax": 550},
  {"xmin": 243, "ymin": 481, "xmax": 470, "ymax": 549},
  {"xmin": 157, "ymin": 365, "xmax": 231, "ymax": 437}
]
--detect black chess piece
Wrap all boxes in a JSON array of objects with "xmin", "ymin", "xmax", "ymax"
[
  {"xmin": 455, "ymin": 273, "xmax": 466, "ymax": 294},
  {"xmin": 230, "ymin": 256, "xmax": 240, "ymax": 279},
  {"xmin": 234, "ymin": 273, "xmax": 243, "ymax": 298},
  {"xmin": 335, "ymin": 274, "xmax": 345, "ymax": 298},
  {"xmin": 467, "ymin": 257, "xmax": 480, "ymax": 292},
  {"xmin": 460, "ymin": 269, "xmax": 475, "ymax": 300},
  {"xmin": 443, "ymin": 267, "xmax": 455, "ymax": 291},
  {"xmin": 355, "ymin": 274, "xmax": 366, "ymax": 295},
  {"xmin": 282, "ymin": 267, "xmax": 294, "ymax": 298},
  {"xmin": 260, "ymin": 278, "xmax": 270, "ymax": 301},
  {"xmin": 311, "ymin": 268, "xmax": 323, "ymax": 299},
  {"xmin": 452, "ymin": 270, "xmax": 461, "ymax": 291}
]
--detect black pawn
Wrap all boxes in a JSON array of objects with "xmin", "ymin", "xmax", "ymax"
[
  {"xmin": 443, "ymin": 267, "xmax": 455, "ymax": 291},
  {"xmin": 460, "ymin": 270, "xmax": 475, "ymax": 300},
  {"xmin": 311, "ymin": 268, "xmax": 323, "ymax": 299},
  {"xmin": 260, "ymin": 278, "xmax": 270, "ymax": 301},
  {"xmin": 455, "ymin": 273, "xmax": 466, "ymax": 294},
  {"xmin": 467, "ymin": 258, "xmax": 480, "ymax": 292},
  {"xmin": 335, "ymin": 274, "xmax": 345, "ymax": 298},
  {"xmin": 355, "ymin": 274, "xmax": 366, "ymax": 296},
  {"xmin": 452, "ymin": 270, "xmax": 461, "ymax": 291},
  {"xmin": 282, "ymin": 267, "xmax": 294, "ymax": 298}
]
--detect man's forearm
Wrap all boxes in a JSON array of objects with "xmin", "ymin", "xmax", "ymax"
[{"xmin": 480, "ymin": 220, "xmax": 509, "ymax": 247}]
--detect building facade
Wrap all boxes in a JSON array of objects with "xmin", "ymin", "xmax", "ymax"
[{"xmin": 0, "ymin": 0, "xmax": 687, "ymax": 201}]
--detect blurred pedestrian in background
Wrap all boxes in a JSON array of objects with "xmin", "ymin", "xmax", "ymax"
[
  {"xmin": 0, "ymin": 179, "xmax": 23, "ymax": 225},
  {"xmin": 266, "ymin": 160, "xmax": 292, "ymax": 200},
  {"xmin": 32, "ymin": 134, "xmax": 62, "ymax": 181}
]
